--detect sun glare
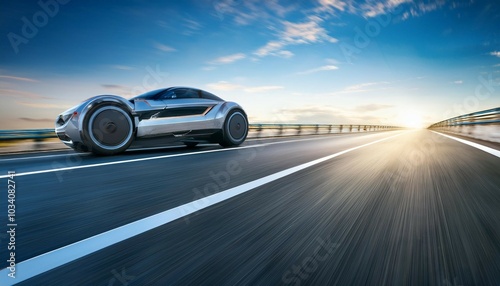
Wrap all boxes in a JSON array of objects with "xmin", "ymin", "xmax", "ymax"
[{"xmin": 401, "ymin": 112, "xmax": 424, "ymax": 129}]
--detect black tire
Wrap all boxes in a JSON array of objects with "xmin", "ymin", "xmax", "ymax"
[
  {"xmin": 220, "ymin": 109, "xmax": 248, "ymax": 147},
  {"xmin": 83, "ymin": 104, "xmax": 134, "ymax": 155},
  {"xmin": 184, "ymin": 142, "xmax": 199, "ymax": 148}
]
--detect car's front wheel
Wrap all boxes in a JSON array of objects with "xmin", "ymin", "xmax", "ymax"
[
  {"xmin": 83, "ymin": 104, "xmax": 134, "ymax": 155},
  {"xmin": 220, "ymin": 109, "xmax": 248, "ymax": 147}
]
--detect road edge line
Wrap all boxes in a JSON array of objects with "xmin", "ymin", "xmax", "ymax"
[{"xmin": 430, "ymin": 131, "xmax": 500, "ymax": 158}]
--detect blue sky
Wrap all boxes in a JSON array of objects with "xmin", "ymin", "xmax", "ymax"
[{"xmin": 1, "ymin": 0, "xmax": 499, "ymax": 129}]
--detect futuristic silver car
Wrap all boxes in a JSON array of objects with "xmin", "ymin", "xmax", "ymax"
[{"xmin": 55, "ymin": 87, "xmax": 248, "ymax": 155}]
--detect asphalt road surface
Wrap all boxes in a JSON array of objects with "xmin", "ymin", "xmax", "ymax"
[{"xmin": 0, "ymin": 130, "xmax": 499, "ymax": 285}]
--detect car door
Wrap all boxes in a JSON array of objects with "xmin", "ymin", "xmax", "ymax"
[
  {"xmin": 160, "ymin": 88, "xmax": 214, "ymax": 118},
  {"xmin": 136, "ymin": 88, "xmax": 219, "ymax": 137}
]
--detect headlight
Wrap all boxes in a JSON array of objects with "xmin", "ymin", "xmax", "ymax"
[
  {"xmin": 56, "ymin": 111, "xmax": 78, "ymax": 126},
  {"xmin": 61, "ymin": 113, "xmax": 73, "ymax": 123}
]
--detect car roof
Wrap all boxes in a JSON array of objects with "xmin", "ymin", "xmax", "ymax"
[{"xmin": 130, "ymin": 86, "xmax": 223, "ymax": 101}]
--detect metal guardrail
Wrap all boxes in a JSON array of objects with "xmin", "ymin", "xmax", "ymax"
[
  {"xmin": 0, "ymin": 124, "xmax": 402, "ymax": 141},
  {"xmin": 428, "ymin": 107, "xmax": 500, "ymax": 128},
  {"xmin": 249, "ymin": 124, "xmax": 401, "ymax": 137},
  {"xmin": 0, "ymin": 129, "xmax": 57, "ymax": 141}
]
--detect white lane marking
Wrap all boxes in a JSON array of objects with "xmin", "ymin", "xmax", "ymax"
[
  {"xmin": 0, "ymin": 131, "xmax": 404, "ymax": 179},
  {"xmin": 0, "ymin": 152, "xmax": 89, "ymax": 162},
  {"xmin": 431, "ymin": 131, "xmax": 500, "ymax": 158},
  {"xmin": 0, "ymin": 131, "xmax": 405, "ymax": 284}
]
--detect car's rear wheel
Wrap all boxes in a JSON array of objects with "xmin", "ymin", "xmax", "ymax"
[
  {"xmin": 220, "ymin": 109, "xmax": 248, "ymax": 147},
  {"xmin": 83, "ymin": 104, "xmax": 134, "ymax": 155}
]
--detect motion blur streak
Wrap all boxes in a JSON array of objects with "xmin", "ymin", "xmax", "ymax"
[
  {"xmin": 0, "ymin": 130, "xmax": 499, "ymax": 285},
  {"xmin": 0, "ymin": 131, "xmax": 404, "ymax": 284},
  {"xmin": 0, "ymin": 136, "xmax": 338, "ymax": 179}
]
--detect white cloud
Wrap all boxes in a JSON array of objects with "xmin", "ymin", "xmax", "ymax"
[
  {"xmin": 269, "ymin": 105, "xmax": 390, "ymax": 124},
  {"xmin": 244, "ymin": 85, "xmax": 284, "ymax": 93},
  {"xmin": 255, "ymin": 41, "xmax": 284, "ymax": 57},
  {"xmin": 281, "ymin": 19, "xmax": 338, "ymax": 44},
  {"xmin": 213, "ymin": 0, "xmax": 295, "ymax": 25},
  {"xmin": 182, "ymin": 18, "xmax": 202, "ymax": 35},
  {"xmin": 0, "ymin": 89, "xmax": 50, "ymax": 99},
  {"xmin": 326, "ymin": 58, "xmax": 340, "ymax": 64},
  {"xmin": 362, "ymin": 0, "xmax": 411, "ymax": 17},
  {"xmin": 274, "ymin": 105, "xmax": 344, "ymax": 123},
  {"xmin": 298, "ymin": 65, "xmax": 338, "ymax": 75},
  {"xmin": 16, "ymin": 102, "xmax": 72, "ymax": 109},
  {"xmin": 207, "ymin": 81, "xmax": 284, "ymax": 93},
  {"xmin": 354, "ymin": 104, "xmax": 393, "ymax": 112},
  {"xmin": 358, "ymin": 0, "xmax": 451, "ymax": 20},
  {"xmin": 0, "ymin": 75, "xmax": 39, "ymax": 82},
  {"xmin": 401, "ymin": 0, "xmax": 447, "ymax": 20},
  {"xmin": 329, "ymin": 81, "xmax": 390, "ymax": 95},
  {"xmin": 207, "ymin": 81, "xmax": 243, "ymax": 91},
  {"xmin": 320, "ymin": 0, "xmax": 347, "ymax": 11},
  {"xmin": 254, "ymin": 18, "xmax": 337, "ymax": 58},
  {"xmin": 238, "ymin": 104, "xmax": 395, "ymax": 125},
  {"xmin": 266, "ymin": 0, "xmax": 296, "ymax": 17},
  {"xmin": 490, "ymin": 51, "xmax": 500, "ymax": 58},
  {"xmin": 277, "ymin": 50, "xmax": 294, "ymax": 58},
  {"xmin": 209, "ymin": 53, "xmax": 246, "ymax": 65},
  {"xmin": 155, "ymin": 43, "xmax": 176, "ymax": 53},
  {"xmin": 315, "ymin": 0, "xmax": 353, "ymax": 15},
  {"xmin": 345, "ymin": 82, "xmax": 383, "ymax": 91},
  {"xmin": 100, "ymin": 84, "xmax": 137, "ymax": 97},
  {"xmin": 453, "ymin": 80, "xmax": 463, "ymax": 84}
]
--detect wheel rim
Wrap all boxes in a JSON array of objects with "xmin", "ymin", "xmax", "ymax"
[
  {"xmin": 88, "ymin": 106, "xmax": 133, "ymax": 150},
  {"xmin": 227, "ymin": 111, "xmax": 247, "ymax": 141}
]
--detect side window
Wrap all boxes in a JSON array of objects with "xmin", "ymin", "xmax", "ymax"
[
  {"xmin": 160, "ymin": 90, "xmax": 177, "ymax": 100},
  {"xmin": 161, "ymin": 89, "xmax": 200, "ymax": 99},
  {"xmin": 201, "ymin": 91, "xmax": 223, "ymax": 101},
  {"xmin": 182, "ymin": 89, "xmax": 201, "ymax": 99}
]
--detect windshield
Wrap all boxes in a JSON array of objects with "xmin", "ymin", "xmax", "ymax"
[{"xmin": 130, "ymin": 88, "xmax": 168, "ymax": 100}]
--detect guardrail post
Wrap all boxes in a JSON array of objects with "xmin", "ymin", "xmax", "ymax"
[
  {"xmin": 329, "ymin": 125, "xmax": 332, "ymax": 134},
  {"xmin": 315, "ymin": 124, "xmax": 319, "ymax": 134},
  {"xmin": 278, "ymin": 125, "xmax": 283, "ymax": 136},
  {"xmin": 297, "ymin": 125, "xmax": 301, "ymax": 135},
  {"xmin": 349, "ymin": 125, "xmax": 353, "ymax": 132},
  {"xmin": 257, "ymin": 124, "xmax": 263, "ymax": 138},
  {"xmin": 339, "ymin": 124, "xmax": 343, "ymax": 133}
]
